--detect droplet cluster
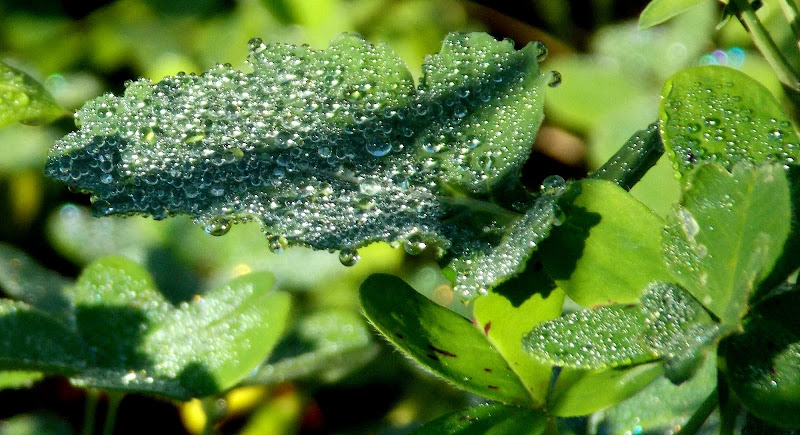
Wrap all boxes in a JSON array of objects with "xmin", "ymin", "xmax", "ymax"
[{"xmin": 46, "ymin": 32, "xmax": 550, "ymax": 292}]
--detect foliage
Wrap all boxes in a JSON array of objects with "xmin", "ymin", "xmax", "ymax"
[{"xmin": 3, "ymin": 0, "xmax": 800, "ymax": 433}]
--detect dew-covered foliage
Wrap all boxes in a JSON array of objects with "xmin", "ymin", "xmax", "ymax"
[{"xmin": 45, "ymin": 32, "xmax": 556, "ymax": 298}]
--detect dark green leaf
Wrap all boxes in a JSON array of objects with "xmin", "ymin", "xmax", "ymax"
[
  {"xmin": 359, "ymin": 274, "xmax": 532, "ymax": 405},
  {"xmin": 539, "ymin": 179, "xmax": 671, "ymax": 306},
  {"xmin": 638, "ymin": 0, "xmax": 712, "ymax": 29},
  {"xmin": 523, "ymin": 304, "xmax": 654, "ymax": 370},
  {"xmin": 248, "ymin": 310, "xmax": 378, "ymax": 384},
  {"xmin": 45, "ymin": 32, "xmax": 551, "ymax": 299},
  {"xmin": 0, "ymin": 243, "xmax": 73, "ymax": 319},
  {"xmin": 472, "ymin": 254, "xmax": 565, "ymax": 406},
  {"xmin": 0, "ymin": 61, "xmax": 63, "ymax": 127},
  {"xmin": 662, "ymin": 163, "xmax": 791, "ymax": 324},
  {"xmin": 414, "ymin": 403, "xmax": 547, "ymax": 435}
]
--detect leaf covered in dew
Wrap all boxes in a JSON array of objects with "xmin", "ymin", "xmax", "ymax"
[
  {"xmin": 0, "ymin": 61, "xmax": 64, "ymax": 128},
  {"xmin": 45, "ymin": 32, "xmax": 554, "ymax": 299}
]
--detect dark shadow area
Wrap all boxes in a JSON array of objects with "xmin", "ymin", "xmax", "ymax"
[
  {"xmin": 538, "ymin": 197, "xmax": 602, "ymax": 283},
  {"xmin": 491, "ymin": 252, "xmax": 556, "ymax": 307}
]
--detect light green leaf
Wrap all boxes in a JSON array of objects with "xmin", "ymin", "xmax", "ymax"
[
  {"xmin": 523, "ymin": 304, "xmax": 654, "ymax": 370},
  {"xmin": 639, "ymin": 0, "xmax": 712, "ymax": 29},
  {"xmin": 415, "ymin": 403, "xmax": 547, "ymax": 435},
  {"xmin": 45, "ymin": 32, "xmax": 552, "ymax": 299},
  {"xmin": 662, "ymin": 163, "xmax": 791, "ymax": 324},
  {"xmin": 0, "ymin": 61, "xmax": 64, "ymax": 127},
  {"xmin": 0, "ymin": 413, "xmax": 73, "ymax": 435},
  {"xmin": 593, "ymin": 353, "xmax": 717, "ymax": 434},
  {"xmin": 359, "ymin": 273, "xmax": 532, "ymax": 405},
  {"xmin": 659, "ymin": 66, "xmax": 800, "ymax": 174},
  {"xmin": 68, "ymin": 258, "xmax": 291, "ymax": 398},
  {"xmin": 721, "ymin": 290, "xmax": 800, "ymax": 429},
  {"xmin": 539, "ymin": 179, "xmax": 671, "ymax": 306},
  {"xmin": 0, "ymin": 371, "xmax": 43, "ymax": 390},
  {"xmin": 247, "ymin": 310, "xmax": 377, "ymax": 384},
  {"xmin": 548, "ymin": 363, "xmax": 663, "ymax": 417},
  {"xmin": 472, "ymin": 254, "xmax": 565, "ymax": 406}
]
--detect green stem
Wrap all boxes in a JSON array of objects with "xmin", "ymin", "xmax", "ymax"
[
  {"xmin": 102, "ymin": 392, "xmax": 125, "ymax": 435},
  {"xmin": 730, "ymin": 0, "xmax": 800, "ymax": 92},
  {"xmin": 201, "ymin": 397, "xmax": 228, "ymax": 435},
  {"xmin": 680, "ymin": 386, "xmax": 719, "ymax": 435},
  {"xmin": 82, "ymin": 390, "xmax": 100, "ymax": 435},
  {"xmin": 717, "ymin": 373, "xmax": 741, "ymax": 435},
  {"xmin": 779, "ymin": 0, "xmax": 800, "ymax": 46},
  {"xmin": 588, "ymin": 122, "xmax": 664, "ymax": 191}
]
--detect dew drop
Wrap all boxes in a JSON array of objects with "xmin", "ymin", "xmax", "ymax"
[
  {"xmin": 366, "ymin": 138, "xmax": 392, "ymax": 157},
  {"xmin": 403, "ymin": 233, "xmax": 427, "ymax": 255},
  {"xmin": 268, "ymin": 235, "xmax": 288, "ymax": 254},
  {"xmin": 540, "ymin": 175, "xmax": 566, "ymax": 194},
  {"xmin": 339, "ymin": 248, "xmax": 360, "ymax": 266},
  {"xmin": 204, "ymin": 216, "xmax": 232, "ymax": 236},
  {"xmin": 547, "ymin": 71, "xmax": 562, "ymax": 88},
  {"xmin": 532, "ymin": 40, "xmax": 548, "ymax": 62}
]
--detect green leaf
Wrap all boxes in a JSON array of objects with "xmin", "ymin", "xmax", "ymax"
[
  {"xmin": 247, "ymin": 310, "xmax": 377, "ymax": 384},
  {"xmin": 68, "ymin": 257, "xmax": 291, "ymax": 398},
  {"xmin": 721, "ymin": 290, "xmax": 800, "ymax": 429},
  {"xmin": 0, "ymin": 242, "xmax": 73, "ymax": 319},
  {"xmin": 415, "ymin": 403, "xmax": 547, "ymax": 435},
  {"xmin": 539, "ymin": 179, "xmax": 671, "ymax": 306},
  {"xmin": 548, "ymin": 363, "xmax": 664, "ymax": 417},
  {"xmin": 638, "ymin": 0, "xmax": 712, "ymax": 29},
  {"xmin": 472, "ymin": 254, "xmax": 565, "ymax": 406},
  {"xmin": 359, "ymin": 274, "xmax": 532, "ymax": 405},
  {"xmin": 45, "ymin": 32, "xmax": 551, "ymax": 300},
  {"xmin": 0, "ymin": 61, "xmax": 63, "ymax": 127},
  {"xmin": 662, "ymin": 163, "xmax": 791, "ymax": 324},
  {"xmin": 0, "ymin": 371, "xmax": 43, "ymax": 390},
  {"xmin": 659, "ymin": 66, "xmax": 800, "ymax": 174},
  {"xmin": 593, "ymin": 353, "xmax": 718, "ymax": 433},
  {"xmin": 523, "ymin": 304, "xmax": 654, "ymax": 370}
]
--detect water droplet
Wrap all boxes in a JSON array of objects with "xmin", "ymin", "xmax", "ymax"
[
  {"xmin": 403, "ymin": 233, "xmax": 427, "ymax": 255},
  {"xmin": 339, "ymin": 248, "xmax": 360, "ymax": 266},
  {"xmin": 540, "ymin": 175, "xmax": 566, "ymax": 194},
  {"xmin": 685, "ymin": 123, "xmax": 701, "ymax": 133},
  {"xmin": 547, "ymin": 71, "xmax": 562, "ymax": 88},
  {"xmin": 366, "ymin": 138, "xmax": 392, "ymax": 157},
  {"xmin": 204, "ymin": 216, "xmax": 232, "ymax": 236},
  {"xmin": 532, "ymin": 40, "xmax": 548, "ymax": 62},
  {"xmin": 268, "ymin": 235, "xmax": 288, "ymax": 254}
]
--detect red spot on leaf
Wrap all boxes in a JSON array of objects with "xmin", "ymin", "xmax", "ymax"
[
  {"xmin": 487, "ymin": 385, "xmax": 499, "ymax": 390},
  {"xmin": 428, "ymin": 345, "xmax": 457, "ymax": 357},
  {"xmin": 483, "ymin": 322, "xmax": 491, "ymax": 335}
]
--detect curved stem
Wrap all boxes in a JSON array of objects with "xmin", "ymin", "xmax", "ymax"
[
  {"xmin": 589, "ymin": 122, "xmax": 664, "ymax": 191},
  {"xmin": 102, "ymin": 392, "xmax": 125, "ymax": 435},
  {"xmin": 730, "ymin": 0, "xmax": 800, "ymax": 92},
  {"xmin": 82, "ymin": 390, "xmax": 100, "ymax": 435},
  {"xmin": 680, "ymin": 386, "xmax": 719, "ymax": 435}
]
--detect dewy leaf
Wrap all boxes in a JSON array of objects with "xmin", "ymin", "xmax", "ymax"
[
  {"xmin": 638, "ymin": 0, "xmax": 712, "ymax": 30},
  {"xmin": 0, "ymin": 242, "xmax": 73, "ymax": 319},
  {"xmin": 659, "ymin": 66, "xmax": 800, "ymax": 174},
  {"xmin": 45, "ymin": 32, "xmax": 552, "ymax": 299},
  {"xmin": 66, "ymin": 257, "xmax": 290, "ymax": 399},
  {"xmin": 523, "ymin": 304, "xmax": 655, "ymax": 370},
  {"xmin": 472, "ymin": 254, "xmax": 565, "ymax": 406},
  {"xmin": 247, "ymin": 310, "xmax": 377, "ymax": 384},
  {"xmin": 415, "ymin": 403, "xmax": 548, "ymax": 435},
  {"xmin": 359, "ymin": 274, "xmax": 533, "ymax": 405},
  {"xmin": 0, "ymin": 61, "xmax": 64, "ymax": 127},
  {"xmin": 539, "ymin": 178, "xmax": 672, "ymax": 307},
  {"xmin": 662, "ymin": 163, "xmax": 791, "ymax": 324}
]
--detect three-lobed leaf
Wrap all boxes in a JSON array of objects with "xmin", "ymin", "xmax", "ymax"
[{"xmin": 45, "ymin": 32, "xmax": 553, "ymax": 299}]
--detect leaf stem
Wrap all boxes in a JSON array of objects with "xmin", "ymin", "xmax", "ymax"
[
  {"xmin": 730, "ymin": 0, "xmax": 800, "ymax": 92},
  {"xmin": 102, "ymin": 392, "xmax": 125, "ymax": 435},
  {"xmin": 680, "ymin": 386, "xmax": 718, "ymax": 435},
  {"xmin": 778, "ymin": 0, "xmax": 800, "ymax": 48},
  {"xmin": 82, "ymin": 390, "xmax": 100, "ymax": 435},
  {"xmin": 588, "ymin": 122, "xmax": 664, "ymax": 191},
  {"xmin": 717, "ymin": 373, "xmax": 741, "ymax": 435}
]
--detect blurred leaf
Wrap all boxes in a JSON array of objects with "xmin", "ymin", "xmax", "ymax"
[
  {"xmin": 593, "ymin": 353, "xmax": 718, "ymax": 433},
  {"xmin": 359, "ymin": 273, "xmax": 533, "ymax": 405},
  {"xmin": 0, "ymin": 371, "xmax": 43, "ymax": 390},
  {"xmin": 248, "ymin": 310, "xmax": 378, "ymax": 384},
  {"xmin": 548, "ymin": 363, "xmax": 663, "ymax": 417},
  {"xmin": 0, "ymin": 124, "xmax": 59, "ymax": 174},
  {"xmin": 539, "ymin": 179, "xmax": 671, "ymax": 307},
  {"xmin": 721, "ymin": 290, "xmax": 800, "ymax": 429},
  {"xmin": 414, "ymin": 403, "xmax": 547, "ymax": 435},
  {"xmin": 639, "ymin": 0, "xmax": 712, "ymax": 29},
  {"xmin": 0, "ymin": 412, "xmax": 74, "ymax": 435},
  {"xmin": 46, "ymin": 32, "xmax": 551, "ymax": 299},
  {"xmin": 523, "ymin": 304, "xmax": 653, "ymax": 369},
  {"xmin": 660, "ymin": 66, "xmax": 800, "ymax": 174},
  {"xmin": 239, "ymin": 388, "xmax": 303, "ymax": 435},
  {"xmin": 0, "ymin": 61, "xmax": 63, "ymax": 127},
  {"xmin": 472, "ymin": 255, "xmax": 565, "ymax": 406},
  {"xmin": 662, "ymin": 163, "xmax": 791, "ymax": 324},
  {"xmin": 0, "ymin": 243, "xmax": 73, "ymax": 319},
  {"xmin": 69, "ymin": 258, "xmax": 291, "ymax": 399}
]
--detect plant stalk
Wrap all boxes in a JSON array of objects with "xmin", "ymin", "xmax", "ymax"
[
  {"xmin": 102, "ymin": 392, "xmax": 125, "ymax": 435},
  {"xmin": 779, "ymin": 0, "xmax": 800, "ymax": 48},
  {"xmin": 588, "ymin": 122, "xmax": 664, "ymax": 191},
  {"xmin": 680, "ymin": 386, "xmax": 719, "ymax": 435},
  {"xmin": 730, "ymin": 0, "xmax": 800, "ymax": 92},
  {"xmin": 82, "ymin": 390, "xmax": 100, "ymax": 435}
]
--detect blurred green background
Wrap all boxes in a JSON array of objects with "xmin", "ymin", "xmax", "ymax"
[{"xmin": 0, "ymin": 0, "xmax": 790, "ymax": 433}]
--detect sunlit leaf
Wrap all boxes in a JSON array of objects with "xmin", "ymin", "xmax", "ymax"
[
  {"xmin": 45, "ymin": 32, "xmax": 552, "ymax": 299},
  {"xmin": 0, "ymin": 61, "xmax": 63, "ymax": 127},
  {"xmin": 359, "ymin": 273, "xmax": 532, "ymax": 405},
  {"xmin": 638, "ymin": 0, "xmax": 712, "ymax": 29},
  {"xmin": 662, "ymin": 163, "xmax": 791, "ymax": 324}
]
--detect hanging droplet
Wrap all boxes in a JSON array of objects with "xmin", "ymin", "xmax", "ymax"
[
  {"xmin": 532, "ymin": 40, "xmax": 548, "ymax": 62},
  {"xmin": 540, "ymin": 175, "xmax": 566, "ymax": 194},
  {"xmin": 204, "ymin": 216, "xmax": 232, "ymax": 236},
  {"xmin": 547, "ymin": 71, "xmax": 562, "ymax": 88},
  {"xmin": 268, "ymin": 235, "xmax": 288, "ymax": 254},
  {"xmin": 403, "ymin": 233, "xmax": 427, "ymax": 255},
  {"xmin": 339, "ymin": 248, "xmax": 360, "ymax": 266}
]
